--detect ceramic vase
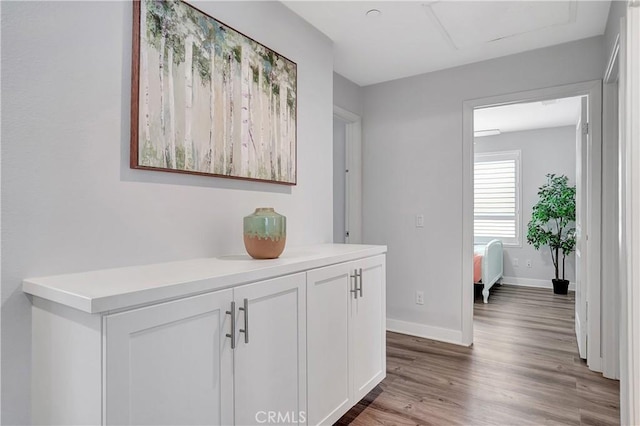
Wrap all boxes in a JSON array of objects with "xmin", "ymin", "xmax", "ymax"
[{"xmin": 243, "ymin": 208, "xmax": 286, "ymax": 259}]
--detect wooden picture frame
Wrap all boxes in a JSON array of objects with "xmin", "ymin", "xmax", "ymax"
[{"xmin": 131, "ymin": 0, "xmax": 297, "ymax": 185}]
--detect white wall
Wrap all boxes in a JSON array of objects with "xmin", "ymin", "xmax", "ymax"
[
  {"xmin": 475, "ymin": 126, "xmax": 577, "ymax": 286},
  {"xmin": 363, "ymin": 36, "xmax": 604, "ymax": 342},
  {"xmin": 333, "ymin": 72, "xmax": 363, "ymax": 116},
  {"xmin": 0, "ymin": 2, "xmax": 333, "ymax": 423},
  {"xmin": 334, "ymin": 118, "xmax": 346, "ymax": 242}
]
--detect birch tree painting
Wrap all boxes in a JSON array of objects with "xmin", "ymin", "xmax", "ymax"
[{"xmin": 131, "ymin": 0, "xmax": 297, "ymax": 184}]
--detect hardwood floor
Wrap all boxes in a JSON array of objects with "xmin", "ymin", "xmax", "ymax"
[{"xmin": 337, "ymin": 285, "xmax": 620, "ymax": 425}]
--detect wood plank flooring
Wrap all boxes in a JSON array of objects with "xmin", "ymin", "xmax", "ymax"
[{"xmin": 337, "ymin": 285, "xmax": 619, "ymax": 425}]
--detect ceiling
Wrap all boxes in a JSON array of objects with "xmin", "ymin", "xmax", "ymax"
[
  {"xmin": 474, "ymin": 96, "xmax": 583, "ymax": 135},
  {"xmin": 283, "ymin": 1, "xmax": 612, "ymax": 86}
]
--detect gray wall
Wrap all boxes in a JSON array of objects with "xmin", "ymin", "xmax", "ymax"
[
  {"xmin": 333, "ymin": 72, "xmax": 363, "ymax": 116},
  {"xmin": 475, "ymin": 126, "xmax": 577, "ymax": 284},
  {"xmin": 1, "ymin": 2, "xmax": 333, "ymax": 423},
  {"xmin": 334, "ymin": 118, "xmax": 347, "ymax": 242},
  {"xmin": 362, "ymin": 36, "xmax": 604, "ymax": 336}
]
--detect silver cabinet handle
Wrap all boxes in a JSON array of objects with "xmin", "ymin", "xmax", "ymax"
[
  {"xmin": 350, "ymin": 271, "xmax": 359, "ymax": 299},
  {"xmin": 358, "ymin": 268, "xmax": 363, "ymax": 297},
  {"xmin": 226, "ymin": 301, "xmax": 236, "ymax": 349},
  {"xmin": 239, "ymin": 298, "xmax": 249, "ymax": 344}
]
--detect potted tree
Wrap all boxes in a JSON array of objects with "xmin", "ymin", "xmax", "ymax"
[{"xmin": 526, "ymin": 174, "xmax": 576, "ymax": 294}]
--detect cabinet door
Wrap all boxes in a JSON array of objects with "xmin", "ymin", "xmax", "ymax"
[
  {"xmin": 350, "ymin": 255, "xmax": 386, "ymax": 401},
  {"xmin": 104, "ymin": 290, "xmax": 234, "ymax": 425},
  {"xmin": 306, "ymin": 262, "xmax": 352, "ymax": 426},
  {"xmin": 233, "ymin": 273, "xmax": 307, "ymax": 426}
]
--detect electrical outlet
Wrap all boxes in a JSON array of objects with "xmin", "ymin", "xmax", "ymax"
[
  {"xmin": 526, "ymin": 259, "xmax": 532, "ymax": 268},
  {"xmin": 416, "ymin": 214, "xmax": 424, "ymax": 228},
  {"xmin": 514, "ymin": 258, "xmax": 519, "ymax": 267},
  {"xmin": 416, "ymin": 291, "xmax": 425, "ymax": 305}
]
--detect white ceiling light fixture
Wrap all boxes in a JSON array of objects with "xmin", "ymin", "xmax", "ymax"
[
  {"xmin": 366, "ymin": 9, "xmax": 381, "ymax": 17},
  {"xmin": 474, "ymin": 129, "xmax": 502, "ymax": 138}
]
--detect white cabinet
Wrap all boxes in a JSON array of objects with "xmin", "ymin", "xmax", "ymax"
[
  {"xmin": 307, "ymin": 255, "xmax": 386, "ymax": 425},
  {"xmin": 105, "ymin": 290, "xmax": 234, "ymax": 425},
  {"xmin": 351, "ymin": 255, "xmax": 386, "ymax": 402},
  {"xmin": 307, "ymin": 262, "xmax": 352, "ymax": 425},
  {"xmin": 104, "ymin": 273, "xmax": 306, "ymax": 426},
  {"xmin": 233, "ymin": 273, "xmax": 306, "ymax": 426},
  {"xmin": 25, "ymin": 244, "xmax": 386, "ymax": 426}
]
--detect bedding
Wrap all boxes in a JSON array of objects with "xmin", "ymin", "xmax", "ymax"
[
  {"xmin": 474, "ymin": 245, "xmax": 485, "ymax": 283},
  {"xmin": 473, "ymin": 253, "xmax": 483, "ymax": 283},
  {"xmin": 473, "ymin": 240, "xmax": 504, "ymax": 303}
]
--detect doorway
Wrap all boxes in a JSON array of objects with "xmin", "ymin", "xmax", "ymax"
[
  {"xmin": 334, "ymin": 116, "xmax": 348, "ymax": 243},
  {"xmin": 462, "ymin": 80, "xmax": 604, "ymax": 373},
  {"xmin": 471, "ymin": 95, "xmax": 585, "ymax": 349},
  {"xmin": 333, "ymin": 106, "xmax": 363, "ymax": 244}
]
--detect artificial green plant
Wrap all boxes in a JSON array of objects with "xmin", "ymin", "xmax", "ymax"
[{"xmin": 526, "ymin": 174, "xmax": 576, "ymax": 281}]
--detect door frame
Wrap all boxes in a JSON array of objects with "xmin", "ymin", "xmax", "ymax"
[
  {"xmin": 461, "ymin": 81, "xmax": 603, "ymax": 373},
  {"xmin": 333, "ymin": 106, "xmax": 362, "ymax": 244},
  {"xmin": 620, "ymin": 3, "xmax": 640, "ymax": 424},
  {"xmin": 576, "ymin": 96, "xmax": 589, "ymax": 360},
  {"xmin": 602, "ymin": 33, "xmax": 621, "ymax": 380}
]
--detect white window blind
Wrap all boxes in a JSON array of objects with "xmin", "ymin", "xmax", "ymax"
[{"xmin": 474, "ymin": 151, "xmax": 521, "ymax": 246}]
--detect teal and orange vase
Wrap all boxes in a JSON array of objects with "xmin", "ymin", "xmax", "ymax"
[{"xmin": 243, "ymin": 208, "xmax": 286, "ymax": 259}]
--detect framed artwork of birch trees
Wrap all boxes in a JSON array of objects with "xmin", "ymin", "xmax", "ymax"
[{"xmin": 131, "ymin": 0, "xmax": 297, "ymax": 185}]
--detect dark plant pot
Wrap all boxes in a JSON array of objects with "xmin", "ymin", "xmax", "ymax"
[{"xmin": 552, "ymin": 279, "xmax": 570, "ymax": 295}]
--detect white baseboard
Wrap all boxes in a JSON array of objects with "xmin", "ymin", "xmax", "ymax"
[
  {"xmin": 386, "ymin": 318, "xmax": 464, "ymax": 346},
  {"xmin": 501, "ymin": 276, "xmax": 576, "ymax": 291}
]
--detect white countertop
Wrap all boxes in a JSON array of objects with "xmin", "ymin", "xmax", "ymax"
[{"xmin": 23, "ymin": 243, "xmax": 387, "ymax": 314}]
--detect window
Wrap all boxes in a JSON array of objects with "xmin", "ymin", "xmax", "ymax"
[{"xmin": 474, "ymin": 150, "xmax": 521, "ymax": 246}]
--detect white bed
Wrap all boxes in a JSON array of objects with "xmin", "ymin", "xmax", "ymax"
[{"xmin": 474, "ymin": 239, "xmax": 504, "ymax": 303}]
